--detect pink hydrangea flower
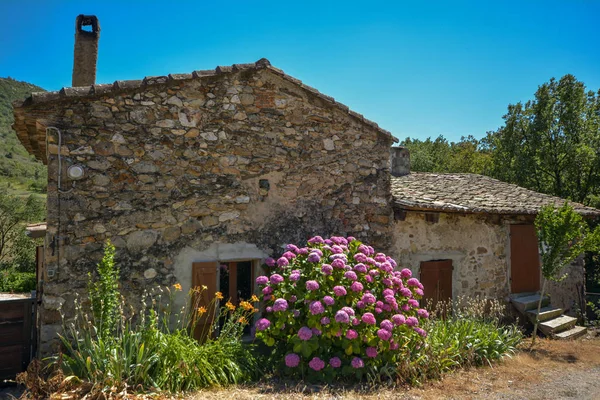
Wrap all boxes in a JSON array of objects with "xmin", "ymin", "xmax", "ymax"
[
  {"xmin": 365, "ymin": 275, "xmax": 373, "ymax": 283},
  {"xmin": 406, "ymin": 316, "xmax": 419, "ymax": 327},
  {"xmin": 329, "ymin": 357, "xmax": 342, "ymax": 368},
  {"xmin": 312, "ymin": 328, "xmax": 322, "ymax": 336},
  {"xmin": 262, "ymin": 286, "xmax": 273, "ymax": 295},
  {"xmin": 344, "ymin": 271, "xmax": 358, "ymax": 281},
  {"xmin": 321, "ymin": 264, "xmax": 333, "ymax": 275},
  {"xmin": 362, "ymin": 293, "xmax": 376, "ymax": 304},
  {"xmin": 256, "ymin": 276, "xmax": 269, "ymax": 285},
  {"xmin": 331, "ymin": 259, "xmax": 346, "ymax": 269},
  {"xmin": 289, "ymin": 273, "xmax": 300, "ymax": 282},
  {"xmin": 285, "ymin": 353, "xmax": 300, "ymax": 367},
  {"xmin": 380, "ymin": 319, "xmax": 394, "ymax": 332},
  {"xmin": 346, "ymin": 329, "xmax": 358, "ymax": 339},
  {"xmin": 351, "ymin": 357, "xmax": 364, "ymax": 368},
  {"xmin": 309, "ymin": 357, "xmax": 325, "ymax": 371},
  {"xmin": 354, "ymin": 253, "xmax": 368, "ymax": 263},
  {"xmin": 356, "ymin": 300, "xmax": 366, "ymax": 309},
  {"xmin": 400, "ymin": 268, "xmax": 412, "ymax": 278},
  {"xmin": 377, "ymin": 328, "xmax": 392, "ymax": 341},
  {"xmin": 265, "ymin": 306, "xmax": 273, "ymax": 313},
  {"xmin": 309, "ymin": 301, "xmax": 325, "ymax": 315},
  {"xmin": 418, "ymin": 308, "xmax": 429, "ymax": 319},
  {"xmin": 286, "ymin": 244, "xmax": 299, "ymax": 253},
  {"xmin": 366, "ymin": 346, "xmax": 378, "ymax": 358},
  {"xmin": 277, "ymin": 257, "xmax": 289, "ymax": 267},
  {"xmin": 342, "ymin": 306, "xmax": 355, "ymax": 316},
  {"xmin": 350, "ymin": 281, "xmax": 364, "ymax": 292},
  {"xmin": 273, "ymin": 298, "xmax": 288, "ymax": 312},
  {"xmin": 323, "ymin": 296, "xmax": 335, "ymax": 306},
  {"xmin": 333, "ymin": 286, "xmax": 347, "ymax": 296},
  {"xmin": 255, "ymin": 318, "xmax": 271, "ymax": 331},
  {"xmin": 374, "ymin": 253, "xmax": 387, "ymax": 262},
  {"xmin": 308, "ymin": 252, "xmax": 321, "ymax": 263},
  {"xmin": 408, "ymin": 299, "xmax": 419, "ymax": 308},
  {"xmin": 290, "ymin": 295, "xmax": 297, "ymax": 302},
  {"xmin": 362, "ymin": 312, "xmax": 376, "ymax": 325},
  {"xmin": 306, "ymin": 280, "xmax": 320, "ymax": 291},
  {"xmin": 320, "ymin": 316, "xmax": 330, "ymax": 325},
  {"xmin": 265, "ymin": 258, "xmax": 276, "ymax": 267},
  {"xmin": 407, "ymin": 278, "xmax": 420, "ymax": 287},
  {"xmin": 353, "ymin": 263, "xmax": 367, "ymax": 273},
  {"xmin": 352, "ymin": 318, "xmax": 360, "ymax": 326},
  {"xmin": 413, "ymin": 327, "xmax": 427, "ymax": 337},
  {"xmin": 308, "ymin": 236, "xmax": 324, "ymax": 244},
  {"xmin": 392, "ymin": 314, "xmax": 406, "ymax": 325},
  {"xmin": 415, "ymin": 288, "xmax": 424, "ymax": 297},
  {"xmin": 400, "ymin": 288, "xmax": 412, "ymax": 297},
  {"xmin": 298, "ymin": 326, "xmax": 313, "ymax": 340},
  {"xmin": 270, "ymin": 274, "xmax": 284, "ymax": 284},
  {"xmin": 335, "ymin": 310, "xmax": 350, "ymax": 323},
  {"xmin": 282, "ymin": 251, "xmax": 296, "ymax": 260}
]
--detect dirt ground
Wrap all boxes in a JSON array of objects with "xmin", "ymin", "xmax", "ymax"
[
  {"xmin": 2, "ymin": 336, "xmax": 599, "ymax": 399},
  {"xmin": 193, "ymin": 337, "xmax": 600, "ymax": 400}
]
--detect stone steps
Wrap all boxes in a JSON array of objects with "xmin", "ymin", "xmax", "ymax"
[
  {"xmin": 510, "ymin": 292, "xmax": 587, "ymax": 341},
  {"xmin": 554, "ymin": 326, "xmax": 587, "ymax": 340},
  {"xmin": 511, "ymin": 293, "xmax": 550, "ymax": 313},
  {"xmin": 538, "ymin": 315, "xmax": 577, "ymax": 336},
  {"xmin": 525, "ymin": 306, "xmax": 563, "ymax": 323}
]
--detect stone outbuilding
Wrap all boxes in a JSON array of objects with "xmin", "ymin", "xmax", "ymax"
[
  {"xmin": 389, "ymin": 166, "xmax": 600, "ymax": 314},
  {"xmin": 11, "ymin": 16, "xmax": 600, "ymax": 353}
]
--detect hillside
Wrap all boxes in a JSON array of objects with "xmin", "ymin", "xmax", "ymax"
[{"xmin": 0, "ymin": 77, "xmax": 47, "ymax": 195}]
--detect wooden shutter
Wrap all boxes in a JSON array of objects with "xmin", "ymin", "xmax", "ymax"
[
  {"xmin": 192, "ymin": 262, "xmax": 218, "ymax": 342},
  {"xmin": 510, "ymin": 224, "xmax": 541, "ymax": 293},
  {"xmin": 420, "ymin": 260, "xmax": 453, "ymax": 311}
]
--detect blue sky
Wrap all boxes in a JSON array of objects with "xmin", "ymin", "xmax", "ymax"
[{"xmin": 1, "ymin": 0, "xmax": 599, "ymax": 142}]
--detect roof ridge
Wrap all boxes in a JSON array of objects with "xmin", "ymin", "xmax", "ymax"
[{"xmin": 13, "ymin": 58, "xmax": 396, "ymax": 142}]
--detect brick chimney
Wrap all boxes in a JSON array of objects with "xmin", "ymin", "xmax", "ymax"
[
  {"xmin": 390, "ymin": 146, "xmax": 410, "ymax": 177},
  {"xmin": 72, "ymin": 15, "xmax": 100, "ymax": 87}
]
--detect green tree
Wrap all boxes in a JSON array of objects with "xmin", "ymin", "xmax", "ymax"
[
  {"xmin": 531, "ymin": 203, "xmax": 600, "ymax": 344},
  {"xmin": 486, "ymin": 75, "xmax": 600, "ymax": 207},
  {"xmin": 0, "ymin": 191, "xmax": 45, "ymax": 267}
]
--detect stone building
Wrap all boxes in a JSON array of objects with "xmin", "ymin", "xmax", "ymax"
[{"xmin": 11, "ymin": 16, "xmax": 600, "ymax": 352}]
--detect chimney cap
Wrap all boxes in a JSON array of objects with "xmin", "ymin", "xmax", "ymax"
[{"xmin": 76, "ymin": 14, "xmax": 100, "ymax": 36}]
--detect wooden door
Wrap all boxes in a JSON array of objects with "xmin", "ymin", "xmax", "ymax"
[
  {"xmin": 510, "ymin": 224, "xmax": 540, "ymax": 293},
  {"xmin": 420, "ymin": 260, "xmax": 452, "ymax": 310},
  {"xmin": 192, "ymin": 262, "xmax": 218, "ymax": 341}
]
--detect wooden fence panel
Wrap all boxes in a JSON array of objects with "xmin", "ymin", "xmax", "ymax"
[{"xmin": 0, "ymin": 298, "xmax": 35, "ymax": 380}]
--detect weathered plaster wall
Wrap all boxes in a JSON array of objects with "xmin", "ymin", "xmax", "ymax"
[
  {"xmin": 31, "ymin": 67, "xmax": 394, "ymax": 354},
  {"xmin": 391, "ymin": 212, "xmax": 510, "ymax": 300}
]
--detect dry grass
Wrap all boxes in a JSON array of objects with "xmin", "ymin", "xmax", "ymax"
[
  {"xmin": 11, "ymin": 336, "xmax": 600, "ymax": 399},
  {"xmin": 189, "ymin": 336, "xmax": 600, "ymax": 400}
]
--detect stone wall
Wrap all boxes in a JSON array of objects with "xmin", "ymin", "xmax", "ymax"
[
  {"xmin": 391, "ymin": 212, "xmax": 510, "ymax": 300},
  {"xmin": 391, "ymin": 212, "xmax": 585, "ymax": 314},
  {"xmin": 32, "ymin": 67, "xmax": 394, "ymax": 353}
]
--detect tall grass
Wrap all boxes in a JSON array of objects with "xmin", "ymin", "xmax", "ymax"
[
  {"xmin": 54, "ymin": 242, "xmax": 261, "ymax": 394},
  {"xmin": 398, "ymin": 296, "xmax": 523, "ymax": 385}
]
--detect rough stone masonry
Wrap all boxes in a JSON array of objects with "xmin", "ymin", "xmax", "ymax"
[{"xmin": 14, "ymin": 60, "xmax": 396, "ymax": 353}]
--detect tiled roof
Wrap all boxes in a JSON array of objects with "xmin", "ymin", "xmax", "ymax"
[
  {"xmin": 12, "ymin": 58, "xmax": 396, "ymax": 142},
  {"xmin": 391, "ymin": 172, "xmax": 600, "ymax": 216}
]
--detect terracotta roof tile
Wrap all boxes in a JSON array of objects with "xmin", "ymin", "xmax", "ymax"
[{"xmin": 391, "ymin": 172, "xmax": 600, "ymax": 216}]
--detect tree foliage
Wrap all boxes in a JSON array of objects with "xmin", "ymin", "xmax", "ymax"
[
  {"xmin": 400, "ymin": 135, "xmax": 491, "ymax": 175},
  {"xmin": 88, "ymin": 241, "xmax": 120, "ymax": 340},
  {"xmin": 486, "ymin": 75, "xmax": 600, "ymax": 207},
  {"xmin": 0, "ymin": 190, "xmax": 45, "ymax": 267},
  {"xmin": 535, "ymin": 203, "xmax": 600, "ymax": 283}
]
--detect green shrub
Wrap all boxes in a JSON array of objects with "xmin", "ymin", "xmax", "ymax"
[
  {"xmin": 398, "ymin": 297, "xmax": 523, "ymax": 385},
  {"xmin": 0, "ymin": 267, "xmax": 36, "ymax": 292},
  {"xmin": 254, "ymin": 236, "xmax": 428, "ymax": 382},
  {"xmin": 55, "ymin": 242, "xmax": 261, "ymax": 394}
]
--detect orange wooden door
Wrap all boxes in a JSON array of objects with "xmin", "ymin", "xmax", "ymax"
[
  {"xmin": 510, "ymin": 224, "xmax": 541, "ymax": 293},
  {"xmin": 420, "ymin": 260, "xmax": 452, "ymax": 309},
  {"xmin": 192, "ymin": 262, "xmax": 218, "ymax": 341}
]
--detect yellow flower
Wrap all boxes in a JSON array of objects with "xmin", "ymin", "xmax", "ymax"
[
  {"xmin": 225, "ymin": 301, "xmax": 236, "ymax": 311},
  {"xmin": 173, "ymin": 283, "xmax": 182, "ymax": 291},
  {"xmin": 251, "ymin": 294, "xmax": 259, "ymax": 302},
  {"xmin": 238, "ymin": 317, "xmax": 247, "ymax": 324},
  {"xmin": 239, "ymin": 301, "xmax": 254, "ymax": 311},
  {"xmin": 197, "ymin": 306, "xmax": 207, "ymax": 315},
  {"xmin": 215, "ymin": 292, "xmax": 224, "ymax": 300},
  {"xmin": 253, "ymin": 308, "xmax": 259, "ymax": 313},
  {"xmin": 202, "ymin": 285, "xmax": 208, "ymax": 290}
]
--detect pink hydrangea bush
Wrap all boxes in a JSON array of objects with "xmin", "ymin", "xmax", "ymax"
[{"xmin": 254, "ymin": 236, "xmax": 429, "ymax": 380}]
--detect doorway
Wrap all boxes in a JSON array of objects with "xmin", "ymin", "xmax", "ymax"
[
  {"xmin": 420, "ymin": 259, "xmax": 453, "ymax": 310},
  {"xmin": 510, "ymin": 224, "xmax": 541, "ymax": 293}
]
